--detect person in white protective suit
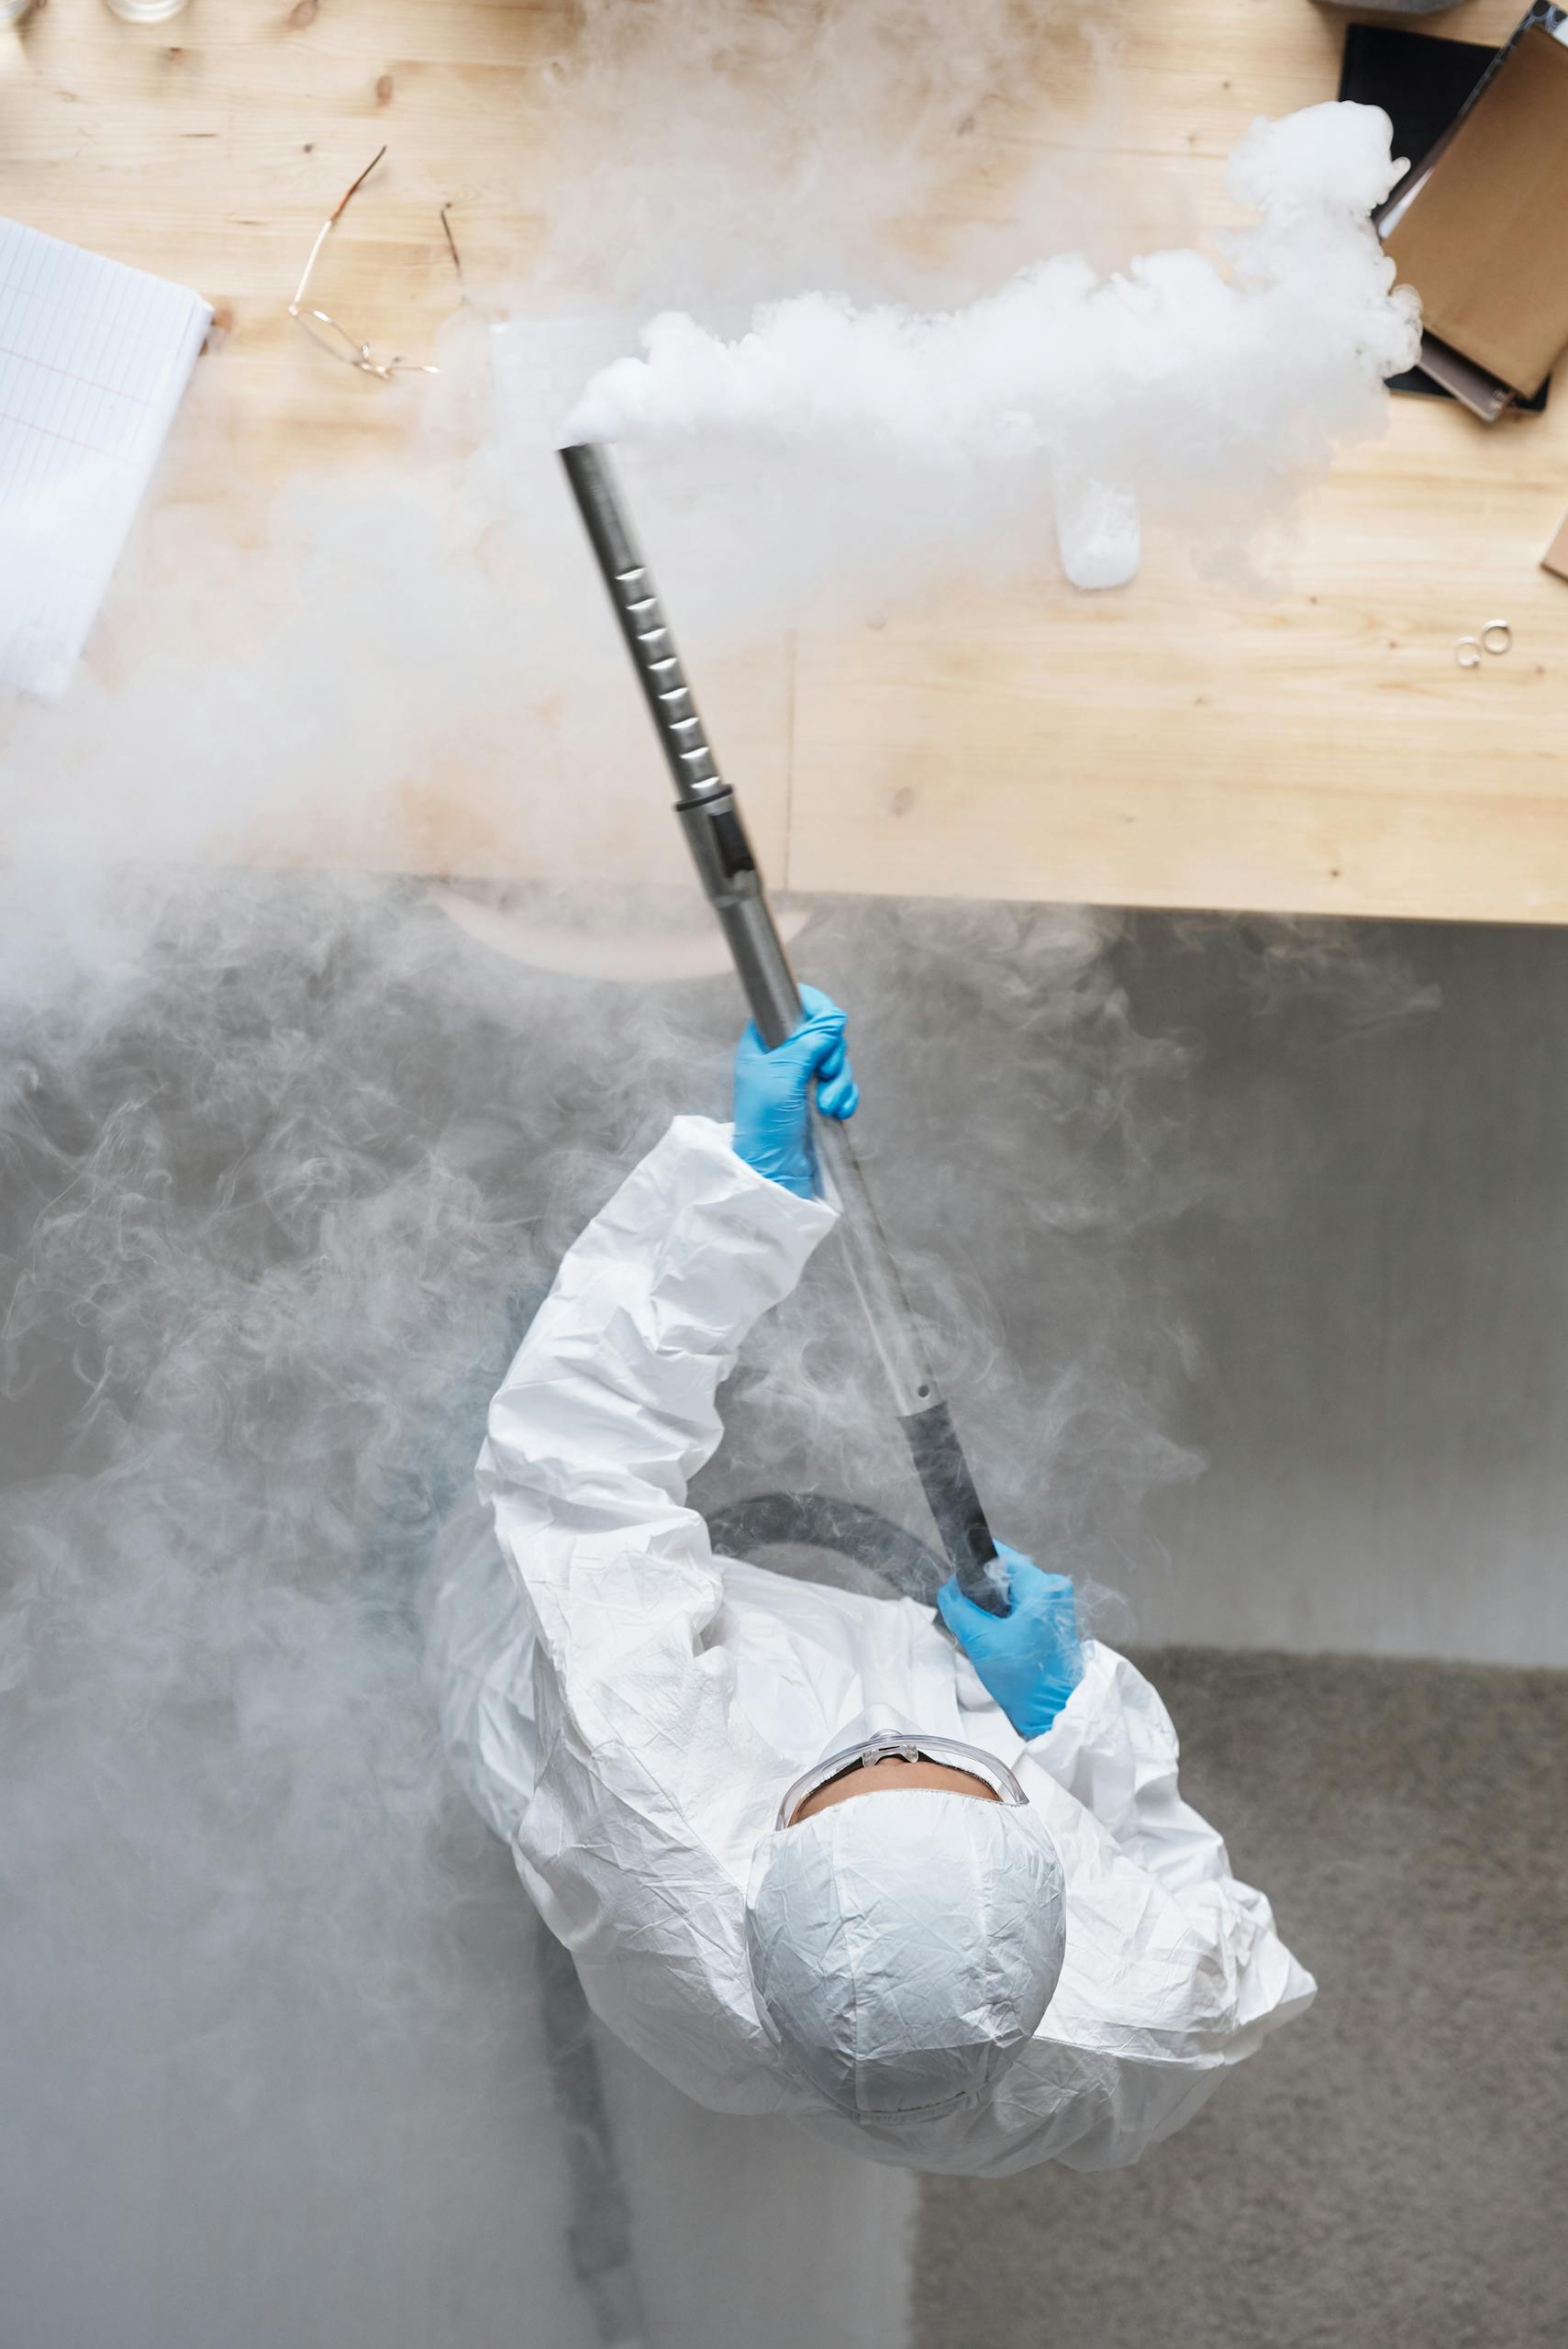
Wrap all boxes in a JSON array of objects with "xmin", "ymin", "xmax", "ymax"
[{"xmin": 427, "ymin": 989, "xmax": 1316, "ymax": 2178}]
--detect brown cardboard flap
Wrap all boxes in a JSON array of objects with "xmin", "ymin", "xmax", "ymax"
[
  {"xmin": 1385, "ymin": 27, "xmax": 1568, "ymax": 399},
  {"xmin": 1542, "ymin": 496, "xmax": 1568, "ymax": 578}
]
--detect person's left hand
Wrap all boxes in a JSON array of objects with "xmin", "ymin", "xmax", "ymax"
[
  {"xmin": 937, "ymin": 1542, "xmax": 1084, "ymax": 1742},
  {"xmin": 732, "ymin": 986, "xmax": 858, "ymax": 1199}
]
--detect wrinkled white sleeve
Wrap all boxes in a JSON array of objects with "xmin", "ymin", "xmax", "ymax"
[
  {"xmin": 1032, "ymin": 1642, "xmax": 1261, "ymax": 1898},
  {"xmin": 478, "ymin": 1115, "xmax": 834, "ymax": 1662},
  {"xmin": 475, "ymin": 1115, "xmax": 837, "ymax": 2112},
  {"xmin": 999, "ymin": 1641, "xmax": 1317, "ymax": 2171}
]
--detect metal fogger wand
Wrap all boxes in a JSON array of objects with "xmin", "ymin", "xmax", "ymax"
[{"xmin": 560, "ymin": 441, "xmax": 1005, "ymax": 1613}]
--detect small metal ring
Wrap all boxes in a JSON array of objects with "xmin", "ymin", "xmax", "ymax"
[
  {"xmin": 1454, "ymin": 637, "xmax": 1482, "ymax": 669},
  {"xmin": 1481, "ymin": 619, "xmax": 1512, "ymax": 656}
]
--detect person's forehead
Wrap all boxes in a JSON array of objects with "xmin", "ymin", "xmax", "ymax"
[{"xmin": 793, "ymin": 1753, "xmax": 1002, "ymax": 1820}]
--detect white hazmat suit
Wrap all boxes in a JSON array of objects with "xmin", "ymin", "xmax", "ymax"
[{"xmin": 428, "ymin": 1116, "xmax": 1315, "ymax": 2177}]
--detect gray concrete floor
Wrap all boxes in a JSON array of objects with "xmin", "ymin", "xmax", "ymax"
[
  {"xmin": 597, "ymin": 2037, "xmax": 914, "ymax": 2349},
  {"xmin": 1124, "ymin": 918, "xmax": 1568, "ymax": 1666}
]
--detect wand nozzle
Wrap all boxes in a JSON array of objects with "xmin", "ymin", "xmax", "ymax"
[{"xmin": 559, "ymin": 441, "xmax": 1006, "ymax": 1615}]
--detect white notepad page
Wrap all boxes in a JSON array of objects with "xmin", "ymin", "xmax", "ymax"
[{"xmin": 0, "ymin": 219, "xmax": 211, "ymax": 698}]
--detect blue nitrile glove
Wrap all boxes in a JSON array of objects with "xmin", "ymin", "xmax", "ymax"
[
  {"xmin": 937, "ymin": 1542, "xmax": 1084, "ymax": 1741},
  {"xmin": 732, "ymin": 985, "xmax": 859, "ymax": 1199}
]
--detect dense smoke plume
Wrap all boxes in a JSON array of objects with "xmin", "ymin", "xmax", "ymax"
[{"xmin": 572, "ymin": 105, "xmax": 1418, "ymax": 590}]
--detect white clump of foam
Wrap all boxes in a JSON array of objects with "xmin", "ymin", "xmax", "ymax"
[
  {"xmin": 1053, "ymin": 473, "xmax": 1141, "ymax": 593},
  {"xmin": 569, "ymin": 103, "xmax": 1419, "ymax": 594}
]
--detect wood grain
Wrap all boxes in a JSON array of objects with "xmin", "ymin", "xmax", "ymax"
[
  {"xmin": 791, "ymin": 1, "xmax": 1568, "ymax": 924},
  {"xmin": 2, "ymin": 0, "xmax": 1563, "ymax": 918}
]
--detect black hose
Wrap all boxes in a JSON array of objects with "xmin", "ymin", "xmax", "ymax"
[
  {"xmin": 705, "ymin": 1490, "xmax": 950, "ymax": 1608},
  {"xmin": 536, "ymin": 1919, "xmax": 648, "ymax": 2347}
]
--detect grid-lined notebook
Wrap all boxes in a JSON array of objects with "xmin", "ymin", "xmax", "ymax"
[{"xmin": 0, "ymin": 219, "xmax": 211, "ymax": 697}]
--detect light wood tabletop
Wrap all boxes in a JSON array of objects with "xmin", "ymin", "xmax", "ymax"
[{"xmin": 3, "ymin": 0, "xmax": 1564, "ymax": 920}]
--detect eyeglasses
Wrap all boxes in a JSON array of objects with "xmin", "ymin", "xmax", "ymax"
[
  {"xmin": 288, "ymin": 147, "xmax": 452, "ymax": 382},
  {"xmin": 776, "ymin": 1733, "xmax": 1029, "ymax": 1830}
]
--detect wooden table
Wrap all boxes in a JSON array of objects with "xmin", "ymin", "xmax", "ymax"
[{"xmin": 4, "ymin": 0, "xmax": 1564, "ymax": 921}]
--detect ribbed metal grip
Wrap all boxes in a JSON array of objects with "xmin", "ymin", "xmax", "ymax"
[{"xmin": 560, "ymin": 442, "xmax": 721, "ymax": 806}]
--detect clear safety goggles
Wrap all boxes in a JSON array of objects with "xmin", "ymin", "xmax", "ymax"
[{"xmin": 775, "ymin": 1733, "xmax": 1029, "ymax": 1830}]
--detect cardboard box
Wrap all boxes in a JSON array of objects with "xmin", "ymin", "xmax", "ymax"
[{"xmin": 1384, "ymin": 27, "xmax": 1568, "ymax": 400}]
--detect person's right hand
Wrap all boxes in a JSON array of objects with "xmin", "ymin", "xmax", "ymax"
[
  {"xmin": 937, "ymin": 1543, "xmax": 1084, "ymax": 1741},
  {"xmin": 731, "ymin": 986, "xmax": 858, "ymax": 1200}
]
